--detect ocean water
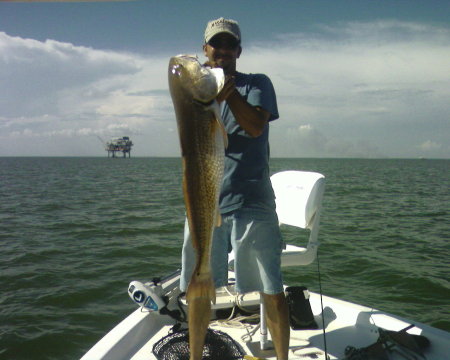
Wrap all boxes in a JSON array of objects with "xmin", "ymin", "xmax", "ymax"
[{"xmin": 1, "ymin": 157, "xmax": 449, "ymax": 360}]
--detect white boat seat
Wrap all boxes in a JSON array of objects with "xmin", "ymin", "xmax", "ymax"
[
  {"xmin": 273, "ymin": 170, "xmax": 325, "ymax": 266},
  {"xmin": 227, "ymin": 170, "xmax": 325, "ymax": 267}
]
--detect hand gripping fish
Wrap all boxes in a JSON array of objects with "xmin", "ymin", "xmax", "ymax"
[{"xmin": 168, "ymin": 55, "xmax": 226, "ymax": 360}]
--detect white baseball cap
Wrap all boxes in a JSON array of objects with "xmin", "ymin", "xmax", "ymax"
[{"xmin": 204, "ymin": 17, "xmax": 241, "ymax": 44}]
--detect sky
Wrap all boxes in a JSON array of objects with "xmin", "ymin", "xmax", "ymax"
[{"xmin": 1, "ymin": 0, "xmax": 449, "ymax": 158}]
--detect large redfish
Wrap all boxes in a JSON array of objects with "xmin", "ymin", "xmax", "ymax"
[{"xmin": 168, "ymin": 55, "xmax": 226, "ymax": 360}]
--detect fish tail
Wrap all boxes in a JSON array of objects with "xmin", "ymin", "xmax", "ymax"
[
  {"xmin": 187, "ymin": 296, "xmax": 210, "ymax": 360},
  {"xmin": 186, "ymin": 272, "xmax": 215, "ymax": 360}
]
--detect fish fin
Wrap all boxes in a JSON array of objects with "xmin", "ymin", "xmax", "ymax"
[
  {"xmin": 219, "ymin": 118, "xmax": 228, "ymax": 149},
  {"xmin": 212, "ymin": 105, "xmax": 228, "ymax": 149},
  {"xmin": 216, "ymin": 210, "xmax": 222, "ymax": 227},
  {"xmin": 186, "ymin": 271, "xmax": 216, "ymax": 305}
]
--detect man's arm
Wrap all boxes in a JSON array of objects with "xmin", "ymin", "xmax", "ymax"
[{"xmin": 218, "ymin": 77, "xmax": 270, "ymax": 138}]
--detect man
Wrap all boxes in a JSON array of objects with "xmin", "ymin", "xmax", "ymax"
[{"xmin": 180, "ymin": 17, "xmax": 290, "ymax": 360}]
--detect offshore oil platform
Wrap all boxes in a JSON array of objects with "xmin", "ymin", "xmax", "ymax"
[{"xmin": 105, "ymin": 136, "xmax": 133, "ymax": 158}]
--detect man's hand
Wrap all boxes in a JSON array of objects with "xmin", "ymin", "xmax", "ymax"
[
  {"xmin": 214, "ymin": 74, "xmax": 270, "ymax": 138},
  {"xmin": 217, "ymin": 76, "xmax": 236, "ymax": 103}
]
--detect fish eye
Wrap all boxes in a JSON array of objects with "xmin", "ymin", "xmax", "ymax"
[{"xmin": 171, "ymin": 64, "xmax": 182, "ymax": 75}]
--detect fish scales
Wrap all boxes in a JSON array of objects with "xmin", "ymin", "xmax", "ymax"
[
  {"xmin": 183, "ymin": 112, "xmax": 224, "ymax": 277},
  {"xmin": 168, "ymin": 55, "xmax": 225, "ymax": 360}
]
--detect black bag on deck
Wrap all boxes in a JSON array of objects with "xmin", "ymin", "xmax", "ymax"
[{"xmin": 285, "ymin": 286, "xmax": 318, "ymax": 330}]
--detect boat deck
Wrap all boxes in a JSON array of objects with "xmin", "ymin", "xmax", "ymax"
[{"xmin": 82, "ymin": 283, "xmax": 449, "ymax": 360}]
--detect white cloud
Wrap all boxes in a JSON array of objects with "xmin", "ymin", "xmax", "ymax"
[
  {"xmin": 419, "ymin": 140, "xmax": 442, "ymax": 151},
  {"xmin": 270, "ymin": 123, "xmax": 384, "ymax": 158},
  {"xmin": 0, "ymin": 21, "xmax": 449, "ymax": 158},
  {"xmin": 0, "ymin": 32, "xmax": 141, "ymax": 117},
  {"xmin": 0, "ymin": 32, "xmax": 177, "ymax": 156},
  {"xmin": 240, "ymin": 21, "xmax": 450, "ymax": 158}
]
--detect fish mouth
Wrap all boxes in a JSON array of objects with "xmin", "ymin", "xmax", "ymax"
[
  {"xmin": 192, "ymin": 98, "xmax": 215, "ymax": 106},
  {"xmin": 169, "ymin": 55, "xmax": 224, "ymax": 104}
]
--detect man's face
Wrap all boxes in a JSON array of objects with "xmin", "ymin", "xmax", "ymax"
[{"xmin": 203, "ymin": 33, "xmax": 242, "ymax": 73}]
